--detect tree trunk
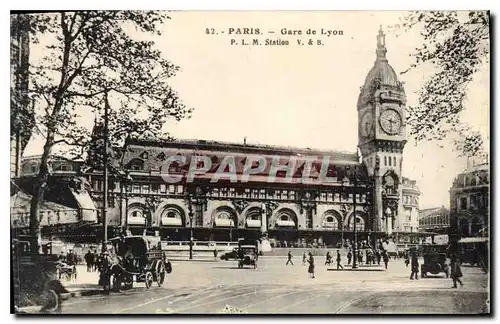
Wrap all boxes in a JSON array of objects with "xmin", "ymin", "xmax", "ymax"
[{"xmin": 29, "ymin": 132, "xmax": 54, "ymax": 258}]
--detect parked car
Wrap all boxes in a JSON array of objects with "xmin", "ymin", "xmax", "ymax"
[{"xmin": 220, "ymin": 248, "xmax": 239, "ymax": 261}]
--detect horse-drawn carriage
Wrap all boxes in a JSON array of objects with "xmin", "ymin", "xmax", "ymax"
[{"xmin": 103, "ymin": 236, "xmax": 172, "ymax": 291}]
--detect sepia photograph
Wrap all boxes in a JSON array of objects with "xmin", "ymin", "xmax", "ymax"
[{"xmin": 10, "ymin": 9, "xmax": 490, "ymax": 315}]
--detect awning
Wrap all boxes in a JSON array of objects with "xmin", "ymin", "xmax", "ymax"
[
  {"xmin": 246, "ymin": 219, "xmax": 261, "ymax": 228},
  {"xmin": 161, "ymin": 217, "xmax": 183, "ymax": 226},
  {"xmin": 11, "ymin": 190, "xmax": 79, "ymax": 227},
  {"xmin": 276, "ymin": 220, "xmax": 296, "ymax": 227},
  {"xmin": 458, "ymin": 237, "xmax": 489, "ymax": 243},
  {"xmin": 214, "ymin": 219, "xmax": 235, "ymax": 227},
  {"xmin": 128, "ymin": 217, "xmax": 146, "ymax": 225},
  {"xmin": 70, "ymin": 189, "xmax": 97, "ymax": 222}
]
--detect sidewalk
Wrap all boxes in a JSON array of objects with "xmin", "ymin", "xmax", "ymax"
[{"xmin": 63, "ymin": 265, "xmax": 103, "ymax": 296}]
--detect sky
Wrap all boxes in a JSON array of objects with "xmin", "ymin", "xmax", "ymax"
[{"xmin": 23, "ymin": 11, "xmax": 490, "ymax": 209}]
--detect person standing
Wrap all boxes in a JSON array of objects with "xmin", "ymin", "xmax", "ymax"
[
  {"xmin": 382, "ymin": 250, "xmax": 389, "ymax": 270},
  {"xmin": 450, "ymin": 253, "xmax": 464, "ymax": 288},
  {"xmin": 85, "ymin": 250, "xmax": 93, "ymax": 272},
  {"xmin": 375, "ymin": 249, "xmax": 381, "ymax": 265},
  {"xmin": 286, "ymin": 250, "xmax": 294, "ymax": 265},
  {"xmin": 347, "ymin": 248, "xmax": 352, "ymax": 265},
  {"xmin": 307, "ymin": 252, "xmax": 315, "ymax": 278},
  {"xmin": 302, "ymin": 251, "xmax": 307, "ymax": 265},
  {"xmin": 213, "ymin": 248, "xmax": 218, "ymax": 261},
  {"xmin": 410, "ymin": 252, "xmax": 419, "ymax": 280},
  {"xmin": 336, "ymin": 250, "xmax": 344, "ymax": 270}
]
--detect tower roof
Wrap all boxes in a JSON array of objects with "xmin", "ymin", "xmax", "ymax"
[{"xmin": 357, "ymin": 27, "xmax": 402, "ymax": 108}]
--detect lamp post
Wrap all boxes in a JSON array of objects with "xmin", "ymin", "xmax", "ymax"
[
  {"xmin": 352, "ymin": 164, "xmax": 359, "ymax": 270},
  {"xmin": 189, "ymin": 210, "xmax": 194, "ymax": 260},
  {"xmin": 187, "ymin": 192, "xmax": 194, "ymax": 260}
]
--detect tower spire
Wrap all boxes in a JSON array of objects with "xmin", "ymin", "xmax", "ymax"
[{"xmin": 376, "ymin": 26, "xmax": 387, "ymax": 61}]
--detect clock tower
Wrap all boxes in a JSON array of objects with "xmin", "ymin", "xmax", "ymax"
[{"xmin": 357, "ymin": 28, "xmax": 407, "ymax": 235}]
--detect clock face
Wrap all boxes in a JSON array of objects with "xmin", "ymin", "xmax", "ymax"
[
  {"xmin": 360, "ymin": 112, "xmax": 374, "ymax": 138},
  {"xmin": 379, "ymin": 109, "xmax": 402, "ymax": 135}
]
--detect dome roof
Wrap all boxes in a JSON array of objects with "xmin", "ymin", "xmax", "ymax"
[
  {"xmin": 357, "ymin": 28, "xmax": 403, "ymax": 108},
  {"xmin": 363, "ymin": 60, "xmax": 399, "ymax": 88}
]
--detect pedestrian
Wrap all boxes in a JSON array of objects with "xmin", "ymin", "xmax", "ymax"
[
  {"xmin": 383, "ymin": 251, "xmax": 389, "ymax": 270},
  {"xmin": 358, "ymin": 250, "xmax": 363, "ymax": 264},
  {"xmin": 376, "ymin": 249, "xmax": 381, "ymax": 265},
  {"xmin": 302, "ymin": 251, "xmax": 307, "ymax": 266},
  {"xmin": 336, "ymin": 250, "xmax": 344, "ymax": 270},
  {"xmin": 405, "ymin": 253, "xmax": 410, "ymax": 267},
  {"xmin": 410, "ymin": 252, "xmax": 419, "ymax": 280},
  {"xmin": 325, "ymin": 251, "xmax": 332, "ymax": 266},
  {"xmin": 307, "ymin": 252, "xmax": 315, "ymax": 278},
  {"xmin": 286, "ymin": 250, "xmax": 294, "ymax": 265},
  {"xmin": 347, "ymin": 248, "xmax": 352, "ymax": 265},
  {"xmin": 450, "ymin": 253, "xmax": 464, "ymax": 288},
  {"xmin": 213, "ymin": 248, "xmax": 218, "ymax": 261},
  {"xmin": 85, "ymin": 250, "xmax": 93, "ymax": 272}
]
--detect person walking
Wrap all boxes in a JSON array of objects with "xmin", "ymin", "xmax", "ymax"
[
  {"xmin": 450, "ymin": 253, "xmax": 464, "ymax": 288},
  {"xmin": 307, "ymin": 252, "xmax": 315, "ymax": 278},
  {"xmin": 347, "ymin": 248, "xmax": 352, "ymax": 265},
  {"xmin": 336, "ymin": 250, "xmax": 344, "ymax": 270},
  {"xmin": 302, "ymin": 251, "xmax": 307, "ymax": 265},
  {"xmin": 325, "ymin": 251, "xmax": 332, "ymax": 266},
  {"xmin": 383, "ymin": 250, "xmax": 389, "ymax": 270},
  {"xmin": 410, "ymin": 252, "xmax": 419, "ymax": 280},
  {"xmin": 286, "ymin": 250, "xmax": 294, "ymax": 265}
]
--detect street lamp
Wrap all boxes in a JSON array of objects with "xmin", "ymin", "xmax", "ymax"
[{"xmin": 189, "ymin": 209, "xmax": 194, "ymax": 260}]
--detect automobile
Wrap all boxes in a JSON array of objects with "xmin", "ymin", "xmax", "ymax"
[
  {"xmin": 12, "ymin": 238, "xmax": 67, "ymax": 313},
  {"xmin": 420, "ymin": 244, "xmax": 449, "ymax": 278},
  {"xmin": 237, "ymin": 245, "xmax": 258, "ymax": 269},
  {"xmin": 458, "ymin": 237, "xmax": 488, "ymax": 271},
  {"xmin": 220, "ymin": 248, "xmax": 239, "ymax": 261}
]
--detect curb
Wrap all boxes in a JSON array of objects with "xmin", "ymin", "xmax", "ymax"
[{"xmin": 327, "ymin": 268, "xmax": 386, "ymax": 272}]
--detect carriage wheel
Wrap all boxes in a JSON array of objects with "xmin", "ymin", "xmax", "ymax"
[
  {"xmin": 156, "ymin": 262, "xmax": 166, "ymax": 287},
  {"xmin": 40, "ymin": 289, "xmax": 60, "ymax": 313},
  {"xmin": 145, "ymin": 272, "xmax": 153, "ymax": 289}
]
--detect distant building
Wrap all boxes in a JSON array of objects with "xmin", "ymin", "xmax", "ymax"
[
  {"xmin": 399, "ymin": 177, "xmax": 420, "ymax": 233},
  {"xmin": 419, "ymin": 206, "xmax": 449, "ymax": 234},
  {"xmin": 449, "ymin": 156, "xmax": 489, "ymax": 238}
]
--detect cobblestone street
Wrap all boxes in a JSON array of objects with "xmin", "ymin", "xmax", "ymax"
[{"xmin": 60, "ymin": 257, "xmax": 489, "ymax": 314}]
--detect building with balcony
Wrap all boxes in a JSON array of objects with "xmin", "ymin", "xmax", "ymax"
[
  {"xmin": 449, "ymin": 157, "xmax": 489, "ymax": 238},
  {"xmin": 398, "ymin": 177, "xmax": 420, "ymax": 233}
]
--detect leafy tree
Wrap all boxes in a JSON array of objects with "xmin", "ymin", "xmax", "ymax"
[
  {"xmin": 393, "ymin": 11, "xmax": 489, "ymax": 157},
  {"xmin": 14, "ymin": 11, "xmax": 192, "ymax": 256}
]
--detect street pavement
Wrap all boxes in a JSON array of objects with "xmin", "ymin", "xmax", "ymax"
[{"xmin": 59, "ymin": 257, "xmax": 489, "ymax": 314}]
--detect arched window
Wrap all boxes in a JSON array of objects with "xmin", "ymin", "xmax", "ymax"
[
  {"xmin": 459, "ymin": 218, "xmax": 469, "ymax": 236},
  {"xmin": 348, "ymin": 213, "xmax": 365, "ymax": 231},
  {"xmin": 388, "ymin": 156, "xmax": 392, "ymax": 166},
  {"xmin": 384, "ymin": 156, "xmax": 387, "ymax": 166},
  {"xmin": 393, "ymin": 157, "xmax": 396, "ymax": 166},
  {"xmin": 127, "ymin": 158, "xmax": 144, "ymax": 171}
]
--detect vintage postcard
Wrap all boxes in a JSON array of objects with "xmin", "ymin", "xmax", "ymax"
[{"xmin": 10, "ymin": 10, "xmax": 490, "ymax": 315}]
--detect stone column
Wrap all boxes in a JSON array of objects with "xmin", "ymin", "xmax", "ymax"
[{"xmin": 374, "ymin": 177, "xmax": 384, "ymax": 232}]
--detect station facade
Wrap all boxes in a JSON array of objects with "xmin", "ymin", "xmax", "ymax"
[{"xmin": 12, "ymin": 29, "xmax": 421, "ymax": 247}]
